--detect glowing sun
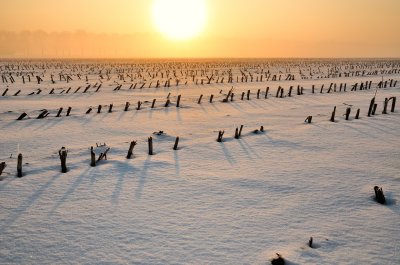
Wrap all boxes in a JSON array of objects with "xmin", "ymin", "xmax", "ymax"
[{"xmin": 152, "ymin": 0, "xmax": 207, "ymax": 40}]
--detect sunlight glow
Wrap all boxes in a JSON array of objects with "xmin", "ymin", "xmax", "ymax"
[{"xmin": 152, "ymin": 0, "xmax": 206, "ymax": 40}]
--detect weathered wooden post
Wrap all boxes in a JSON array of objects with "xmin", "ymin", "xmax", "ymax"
[
  {"xmin": 309, "ymin": 237, "xmax": 313, "ymax": 248},
  {"xmin": 241, "ymin": 92, "xmax": 245, "ymax": 100},
  {"xmin": 124, "ymin": 102, "xmax": 130, "ymax": 111},
  {"xmin": 137, "ymin": 101, "xmax": 142, "ymax": 110},
  {"xmin": 247, "ymin": 90, "xmax": 250, "ymax": 100},
  {"xmin": 126, "ymin": 141, "xmax": 137, "ymax": 159},
  {"xmin": 176, "ymin": 95, "xmax": 181, "ymax": 107},
  {"xmin": 330, "ymin": 106, "xmax": 336, "ymax": 122},
  {"xmin": 382, "ymin": 98, "xmax": 389, "ymax": 114},
  {"xmin": 198, "ymin": 94, "xmax": 203, "ymax": 104},
  {"xmin": 17, "ymin": 154, "xmax": 23, "ymax": 178},
  {"xmin": 90, "ymin": 147, "xmax": 96, "ymax": 167},
  {"xmin": 239, "ymin": 125, "xmax": 244, "ymax": 137},
  {"xmin": 148, "ymin": 137, "xmax": 154, "ymax": 155},
  {"xmin": 56, "ymin": 107, "xmax": 63, "ymax": 117},
  {"xmin": 312, "ymin": 85, "xmax": 315, "ymax": 94},
  {"xmin": 345, "ymin": 108, "xmax": 351, "ymax": 120},
  {"xmin": 86, "ymin": 107, "xmax": 93, "ymax": 114},
  {"xmin": 210, "ymin": 94, "xmax": 214, "ymax": 103},
  {"xmin": 217, "ymin": 130, "xmax": 224, "ymax": 142},
  {"xmin": 260, "ymin": 126, "xmax": 264, "ymax": 132},
  {"xmin": 390, "ymin": 96, "xmax": 396, "ymax": 112},
  {"xmin": 288, "ymin": 86, "xmax": 293, "ymax": 97},
  {"xmin": 165, "ymin": 99, "xmax": 170, "ymax": 107},
  {"xmin": 17, "ymin": 112, "xmax": 28, "ymax": 120},
  {"xmin": 265, "ymin": 87, "xmax": 269, "ymax": 99},
  {"xmin": 305, "ymin": 116, "xmax": 312, "ymax": 123},
  {"xmin": 66, "ymin": 107, "xmax": 72, "ymax": 116},
  {"xmin": 0, "ymin": 162, "xmax": 6, "ymax": 176},
  {"xmin": 97, "ymin": 105, "xmax": 102, "ymax": 114},
  {"xmin": 367, "ymin": 97, "xmax": 375, "ymax": 117},
  {"xmin": 257, "ymin": 89, "xmax": 260, "ymax": 99},
  {"xmin": 355, "ymin": 109, "xmax": 360, "ymax": 119},
  {"xmin": 374, "ymin": 186, "xmax": 386, "ymax": 204},
  {"xmin": 372, "ymin": 104, "xmax": 378, "ymax": 115},
  {"xmin": 173, "ymin": 137, "xmax": 179, "ymax": 150},
  {"xmin": 234, "ymin": 128, "xmax": 239, "ymax": 139},
  {"xmin": 59, "ymin": 147, "xmax": 68, "ymax": 173},
  {"xmin": 280, "ymin": 88, "xmax": 284, "ymax": 98},
  {"xmin": 108, "ymin": 104, "xmax": 113, "ymax": 113},
  {"xmin": 151, "ymin": 99, "xmax": 156, "ymax": 108}
]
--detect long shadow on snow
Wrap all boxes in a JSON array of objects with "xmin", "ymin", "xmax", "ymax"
[
  {"xmin": 218, "ymin": 141, "xmax": 236, "ymax": 165},
  {"xmin": 47, "ymin": 166, "xmax": 92, "ymax": 216},
  {"xmin": 0, "ymin": 173, "xmax": 62, "ymax": 233},
  {"xmin": 110, "ymin": 159, "xmax": 137, "ymax": 204}
]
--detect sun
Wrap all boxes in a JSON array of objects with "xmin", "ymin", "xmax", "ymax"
[{"xmin": 152, "ymin": 0, "xmax": 207, "ymax": 40}]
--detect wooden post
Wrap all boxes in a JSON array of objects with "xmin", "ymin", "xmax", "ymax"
[
  {"xmin": 265, "ymin": 87, "xmax": 269, "ymax": 99},
  {"xmin": 312, "ymin": 85, "xmax": 315, "ymax": 94},
  {"xmin": 217, "ymin": 130, "xmax": 225, "ymax": 142},
  {"xmin": 372, "ymin": 104, "xmax": 378, "ymax": 115},
  {"xmin": 247, "ymin": 90, "xmax": 250, "ymax": 100},
  {"xmin": 108, "ymin": 104, "xmax": 113, "ymax": 113},
  {"xmin": 97, "ymin": 105, "xmax": 102, "ymax": 114},
  {"xmin": 151, "ymin": 99, "xmax": 156, "ymax": 108},
  {"xmin": 345, "ymin": 108, "xmax": 351, "ymax": 120},
  {"xmin": 210, "ymin": 94, "xmax": 214, "ymax": 103},
  {"xmin": 124, "ymin": 102, "xmax": 130, "ymax": 111},
  {"xmin": 374, "ymin": 186, "xmax": 386, "ymax": 204},
  {"xmin": 165, "ymin": 99, "xmax": 170, "ymax": 107},
  {"xmin": 148, "ymin": 137, "xmax": 154, "ymax": 155},
  {"xmin": 390, "ymin": 97, "xmax": 396, "ymax": 112},
  {"xmin": 305, "ymin": 116, "xmax": 312, "ymax": 123},
  {"xmin": 0, "ymin": 162, "xmax": 6, "ymax": 176},
  {"xmin": 288, "ymin": 86, "xmax": 293, "ymax": 97},
  {"xmin": 126, "ymin": 141, "xmax": 137, "ymax": 159},
  {"xmin": 17, "ymin": 112, "xmax": 28, "ymax": 120},
  {"xmin": 330, "ymin": 106, "xmax": 336, "ymax": 122},
  {"xmin": 280, "ymin": 88, "xmax": 284, "ymax": 98},
  {"xmin": 260, "ymin": 126, "xmax": 264, "ymax": 132},
  {"xmin": 86, "ymin": 108, "xmax": 92, "ymax": 114},
  {"xmin": 59, "ymin": 147, "xmax": 68, "ymax": 173},
  {"xmin": 234, "ymin": 128, "xmax": 239, "ymax": 139},
  {"xmin": 241, "ymin": 92, "xmax": 245, "ymax": 100},
  {"xmin": 257, "ymin": 89, "xmax": 260, "ymax": 99},
  {"xmin": 368, "ymin": 97, "xmax": 375, "ymax": 117},
  {"xmin": 17, "ymin": 154, "xmax": 23, "ymax": 177},
  {"xmin": 137, "ymin": 101, "xmax": 142, "ymax": 110},
  {"xmin": 66, "ymin": 107, "xmax": 72, "ymax": 116},
  {"xmin": 355, "ymin": 109, "xmax": 360, "ymax": 119},
  {"xmin": 56, "ymin": 107, "xmax": 63, "ymax": 117},
  {"xmin": 239, "ymin": 125, "xmax": 244, "ymax": 137},
  {"xmin": 382, "ymin": 98, "xmax": 389, "ymax": 114},
  {"xmin": 176, "ymin": 95, "xmax": 181, "ymax": 107},
  {"xmin": 309, "ymin": 237, "xmax": 313, "ymax": 248},
  {"xmin": 173, "ymin": 137, "xmax": 179, "ymax": 150},
  {"xmin": 198, "ymin": 94, "xmax": 203, "ymax": 104},
  {"xmin": 90, "ymin": 147, "xmax": 96, "ymax": 167}
]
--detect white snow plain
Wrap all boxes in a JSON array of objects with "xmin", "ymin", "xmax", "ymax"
[{"xmin": 0, "ymin": 59, "xmax": 399, "ymax": 264}]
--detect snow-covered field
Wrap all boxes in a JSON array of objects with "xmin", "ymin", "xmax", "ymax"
[{"xmin": 0, "ymin": 59, "xmax": 399, "ymax": 264}]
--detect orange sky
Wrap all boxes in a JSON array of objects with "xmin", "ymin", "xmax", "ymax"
[{"xmin": 1, "ymin": 0, "xmax": 399, "ymax": 58}]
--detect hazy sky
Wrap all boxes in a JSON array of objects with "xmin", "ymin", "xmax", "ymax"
[{"xmin": 1, "ymin": 0, "xmax": 399, "ymax": 58}]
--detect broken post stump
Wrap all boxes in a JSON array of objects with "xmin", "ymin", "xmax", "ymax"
[
  {"xmin": 0, "ymin": 162, "xmax": 6, "ymax": 176},
  {"xmin": 58, "ymin": 147, "xmax": 68, "ymax": 173},
  {"xmin": 330, "ymin": 106, "xmax": 336, "ymax": 122},
  {"xmin": 56, "ymin": 107, "xmax": 63, "ymax": 117},
  {"xmin": 17, "ymin": 112, "xmax": 28, "ymax": 120},
  {"xmin": 345, "ymin": 108, "xmax": 351, "ymax": 120},
  {"xmin": 305, "ymin": 116, "xmax": 312, "ymax": 123},
  {"xmin": 148, "ymin": 137, "xmax": 154, "ymax": 155},
  {"xmin": 374, "ymin": 186, "xmax": 386, "ymax": 204},
  {"xmin": 126, "ymin": 141, "xmax": 137, "ymax": 159},
  {"xmin": 124, "ymin": 102, "xmax": 130, "ymax": 111},
  {"xmin": 355, "ymin": 108, "xmax": 360, "ymax": 119},
  {"xmin": 217, "ymin": 130, "xmax": 224, "ymax": 142}
]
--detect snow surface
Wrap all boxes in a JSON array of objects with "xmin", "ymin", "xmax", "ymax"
[{"xmin": 0, "ymin": 59, "xmax": 399, "ymax": 264}]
